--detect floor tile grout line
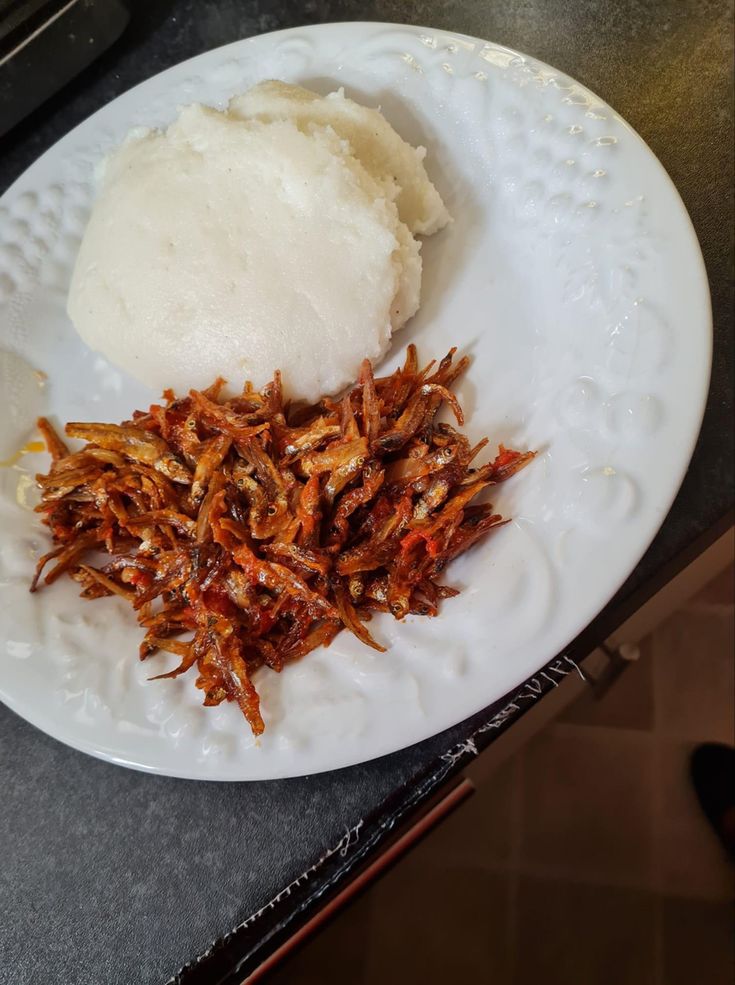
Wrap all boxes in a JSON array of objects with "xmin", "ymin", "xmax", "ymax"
[
  {"xmin": 651, "ymin": 736, "xmax": 664, "ymax": 899},
  {"xmin": 511, "ymin": 752, "xmax": 524, "ymax": 870},
  {"xmin": 507, "ymin": 867, "xmax": 519, "ymax": 984},
  {"xmin": 424, "ymin": 854, "xmax": 715, "ymax": 897},
  {"xmin": 653, "ymin": 892, "xmax": 664, "ymax": 985},
  {"xmin": 651, "ymin": 622, "xmax": 664, "ymax": 736},
  {"xmin": 652, "ymin": 704, "xmax": 665, "ymax": 985},
  {"xmin": 683, "ymin": 600, "xmax": 735, "ymax": 616},
  {"xmin": 551, "ymin": 720, "xmax": 658, "ymax": 743},
  {"xmin": 473, "ymin": 858, "xmax": 673, "ymax": 894},
  {"xmin": 508, "ymin": 752, "xmax": 524, "ymax": 984}
]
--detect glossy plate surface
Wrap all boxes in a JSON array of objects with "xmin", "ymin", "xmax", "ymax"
[{"xmin": 0, "ymin": 23, "xmax": 711, "ymax": 778}]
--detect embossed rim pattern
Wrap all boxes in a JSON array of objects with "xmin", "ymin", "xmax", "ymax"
[{"xmin": 0, "ymin": 23, "xmax": 711, "ymax": 779}]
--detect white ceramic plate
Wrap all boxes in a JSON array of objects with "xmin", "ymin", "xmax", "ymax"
[{"xmin": 0, "ymin": 23, "xmax": 711, "ymax": 779}]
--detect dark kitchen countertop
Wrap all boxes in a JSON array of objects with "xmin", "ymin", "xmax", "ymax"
[{"xmin": 1, "ymin": 3, "xmax": 732, "ymax": 984}]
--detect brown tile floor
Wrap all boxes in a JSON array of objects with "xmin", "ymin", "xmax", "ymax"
[{"xmin": 267, "ymin": 567, "xmax": 735, "ymax": 985}]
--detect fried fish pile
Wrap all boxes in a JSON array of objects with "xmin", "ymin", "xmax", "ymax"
[{"xmin": 32, "ymin": 347, "xmax": 533, "ymax": 734}]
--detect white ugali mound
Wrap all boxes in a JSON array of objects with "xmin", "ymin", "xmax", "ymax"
[
  {"xmin": 230, "ymin": 81, "xmax": 451, "ymax": 236},
  {"xmin": 68, "ymin": 89, "xmax": 448, "ymax": 402}
]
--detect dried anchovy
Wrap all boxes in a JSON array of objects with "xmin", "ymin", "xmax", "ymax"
[{"xmin": 32, "ymin": 348, "xmax": 534, "ymax": 735}]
